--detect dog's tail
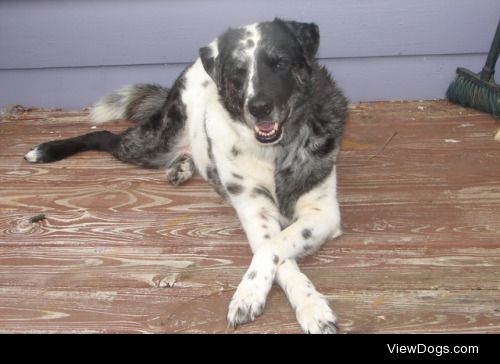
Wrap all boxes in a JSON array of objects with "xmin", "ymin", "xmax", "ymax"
[{"xmin": 90, "ymin": 84, "xmax": 169, "ymax": 124}]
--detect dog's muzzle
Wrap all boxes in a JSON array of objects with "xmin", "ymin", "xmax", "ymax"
[{"xmin": 248, "ymin": 94, "xmax": 283, "ymax": 144}]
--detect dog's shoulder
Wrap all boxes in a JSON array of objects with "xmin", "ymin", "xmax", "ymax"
[{"xmin": 273, "ymin": 64, "xmax": 348, "ymax": 218}]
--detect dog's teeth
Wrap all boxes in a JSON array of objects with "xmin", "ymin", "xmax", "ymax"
[{"xmin": 255, "ymin": 123, "xmax": 279, "ymax": 137}]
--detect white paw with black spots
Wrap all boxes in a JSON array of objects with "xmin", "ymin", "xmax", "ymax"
[
  {"xmin": 227, "ymin": 275, "xmax": 270, "ymax": 328},
  {"xmin": 296, "ymin": 294, "xmax": 338, "ymax": 334}
]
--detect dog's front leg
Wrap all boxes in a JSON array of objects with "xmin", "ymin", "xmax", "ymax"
[
  {"xmin": 221, "ymin": 175, "xmax": 283, "ymax": 328},
  {"xmin": 227, "ymin": 169, "xmax": 341, "ymax": 333}
]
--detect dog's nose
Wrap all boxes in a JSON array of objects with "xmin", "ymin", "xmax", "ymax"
[{"xmin": 248, "ymin": 95, "xmax": 273, "ymax": 119}]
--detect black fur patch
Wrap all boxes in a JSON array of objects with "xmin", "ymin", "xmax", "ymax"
[
  {"xmin": 231, "ymin": 145, "xmax": 241, "ymax": 157},
  {"xmin": 226, "ymin": 183, "xmax": 244, "ymax": 195},
  {"xmin": 274, "ymin": 61, "xmax": 348, "ymax": 218},
  {"xmin": 124, "ymin": 84, "xmax": 169, "ymax": 121},
  {"xmin": 29, "ymin": 131, "xmax": 121, "ymax": 164},
  {"xmin": 311, "ymin": 136, "xmax": 336, "ymax": 157},
  {"xmin": 302, "ymin": 229, "xmax": 312, "ymax": 239},
  {"xmin": 251, "ymin": 186, "xmax": 276, "ymax": 204},
  {"xmin": 207, "ymin": 166, "xmax": 227, "ymax": 199},
  {"xmin": 247, "ymin": 270, "xmax": 257, "ymax": 280}
]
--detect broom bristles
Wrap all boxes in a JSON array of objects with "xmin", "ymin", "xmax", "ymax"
[{"xmin": 446, "ymin": 70, "xmax": 500, "ymax": 117}]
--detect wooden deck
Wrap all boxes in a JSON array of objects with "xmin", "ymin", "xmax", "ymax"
[{"xmin": 0, "ymin": 100, "xmax": 499, "ymax": 333}]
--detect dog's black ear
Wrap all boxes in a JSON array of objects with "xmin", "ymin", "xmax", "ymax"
[
  {"xmin": 277, "ymin": 19, "xmax": 320, "ymax": 62},
  {"xmin": 199, "ymin": 46, "xmax": 218, "ymax": 81}
]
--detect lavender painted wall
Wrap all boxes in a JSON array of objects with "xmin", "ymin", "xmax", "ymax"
[{"xmin": 1, "ymin": 0, "xmax": 499, "ymax": 109}]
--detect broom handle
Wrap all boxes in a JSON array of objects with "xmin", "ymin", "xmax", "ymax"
[{"xmin": 479, "ymin": 20, "xmax": 500, "ymax": 81}]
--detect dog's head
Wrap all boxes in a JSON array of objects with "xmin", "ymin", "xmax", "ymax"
[{"xmin": 199, "ymin": 18, "xmax": 319, "ymax": 145}]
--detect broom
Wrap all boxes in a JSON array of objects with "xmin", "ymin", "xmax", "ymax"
[{"xmin": 446, "ymin": 20, "xmax": 500, "ymax": 117}]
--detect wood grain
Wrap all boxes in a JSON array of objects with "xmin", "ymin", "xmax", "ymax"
[{"xmin": 1, "ymin": 100, "xmax": 499, "ymax": 333}]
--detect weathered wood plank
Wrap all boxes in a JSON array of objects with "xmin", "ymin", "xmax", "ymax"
[
  {"xmin": 1, "ymin": 100, "xmax": 499, "ymax": 333},
  {"xmin": 0, "ymin": 287, "xmax": 498, "ymax": 333},
  {"xmin": 0, "ymin": 246, "xmax": 499, "ymax": 291}
]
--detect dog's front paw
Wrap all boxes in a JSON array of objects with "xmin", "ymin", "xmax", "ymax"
[
  {"xmin": 296, "ymin": 294, "xmax": 338, "ymax": 334},
  {"xmin": 227, "ymin": 275, "xmax": 270, "ymax": 329},
  {"xmin": 165, "ymin": 154, "xmax": 195, "ymax": 186}
]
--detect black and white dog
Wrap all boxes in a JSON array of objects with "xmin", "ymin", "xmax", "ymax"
[{"xmin": 25, "ymin": 19, "xmax": 348, "ymax": 333}]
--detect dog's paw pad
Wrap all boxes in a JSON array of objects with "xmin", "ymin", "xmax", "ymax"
[{"xmin": 296, "ymin": 295, "xmax": 338, "ymax": 334}]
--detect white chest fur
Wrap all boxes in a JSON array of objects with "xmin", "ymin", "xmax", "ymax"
[
  {"xmin": 205, "ymin": 104, "xmax": 277, "ymax": 192},
  {"xmin": 183, "ymin": 59, "xmax": 277, "ymax": 193}
]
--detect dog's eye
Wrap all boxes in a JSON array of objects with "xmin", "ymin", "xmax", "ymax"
[
  {"xmin": 228, "ymin": 69, "xmax": 246, "ymax": 89},
  {"xmin": 273, "ymin": 57, "xmax": 291, "ymax": 71},
  {"xmin": 229, "ymin": 78, "xmax": 244, "ymax": 89},
  {"xmin": 231, "ymin": 68, "xmax": 247, "ymax": 78}
]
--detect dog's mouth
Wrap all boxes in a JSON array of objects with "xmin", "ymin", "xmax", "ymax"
[{"xmin": 254, "ymin": 122, "xmax": 283, "ymax": 144}]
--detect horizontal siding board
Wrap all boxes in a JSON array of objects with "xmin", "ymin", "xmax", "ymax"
[
  {"xmin": 0, "ymin": 63, "xmax": 187, "ymax": 110},
  {"xmin": 0, "ymin": 54, "xmax": 487, "ymax": 109},
  {"xmin": 1, "ymin": 0, "xmax": 499, "ymax": 69}
]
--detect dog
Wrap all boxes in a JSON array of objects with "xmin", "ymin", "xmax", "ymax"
[{"xmin": 24, "ymin": 18, "xmax": 348, "ymax": 333}]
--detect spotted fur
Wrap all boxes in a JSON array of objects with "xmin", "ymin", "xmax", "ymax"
[{"xmin": 24, "ymin": 18, "xmax": 348, "ymax": 334}]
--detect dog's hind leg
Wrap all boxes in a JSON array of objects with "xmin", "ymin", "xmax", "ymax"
[
  {"xmin": 25, "ymin": 118, "xmax": 189, "ymax": 170},
  {"xmin": 25, "ymin": 80, "xmax": 191, "ymax": 176},
  {"xmin": 24, "ymin": 130, "xmax": 121, "ymax": 163}
]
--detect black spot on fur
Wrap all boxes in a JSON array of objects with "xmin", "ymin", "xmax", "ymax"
[
  {"xmin": 264, "ymin": 234, "xmax": 270, "ymax": 239},
  {"xmin": 251, "ymin": 185, "xmax": 275, "ymax": 204},
  {"xmin": 226, "ymin": 182, "xmax": 244, "ymax": 195},
  {"xmin": 232, "ymin": 172, "xmax": 243, "ymax": 180},
  {"xmin": 302, "ymin": 229, "xmax": 312, "ymax": 239},
  {"xmin": 259, "ymin": 210, "xmax": 269, "ymax": 221},
  {"xmin": 273, "ymin": 255, "xmax": 279, "ymax": 264},
  {"xmin": 201, "ymin": 80, "xmax": 210, "ymax": 88},
  {"xmin": 247, "ymin": 270, "xmax": 257, "ymax": 280},
  {"xmin": 231, "ymin": 145, "xmax": 241, "ymax": 157},
  {"xmin": 206, "ymin": 166, "xmax": 227, "ymax": 199},
  {"xmin": 246, "ymin": 39, "xmax": 255, "ymax": 48},
  {"xmin": 199, "ymin": 46, "xmax": 216, "ymax": 79}
]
